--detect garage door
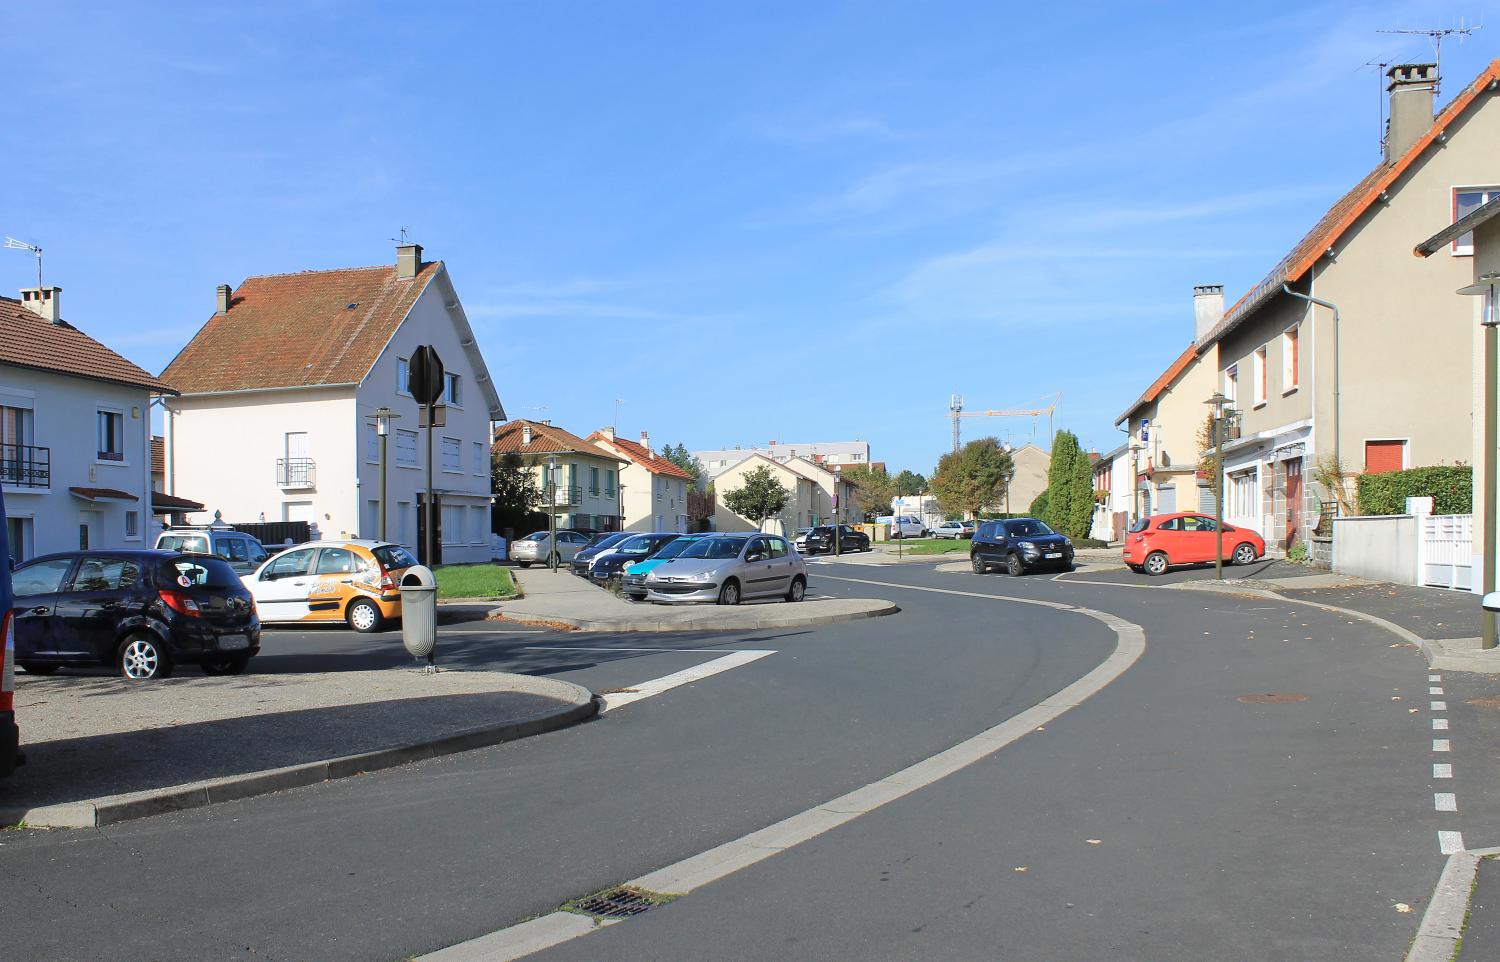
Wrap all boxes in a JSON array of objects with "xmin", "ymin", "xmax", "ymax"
[{"xmin": 1364, "ymin": 440, "xmax": 1405, "ymax": 474}]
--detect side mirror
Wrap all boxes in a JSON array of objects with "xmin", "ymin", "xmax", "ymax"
[{"xmin": 747, "ymin": 552, "xmax": 766, "ymax": 563}]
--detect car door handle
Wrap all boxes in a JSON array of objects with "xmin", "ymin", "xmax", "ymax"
[{"xmin": 30, "ymin": 606, "xmax": 49, "ymax": 615}]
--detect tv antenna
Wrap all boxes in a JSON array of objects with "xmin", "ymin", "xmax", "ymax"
[
  {"xmin": 4, "ymin": 236, "xmax": 43, "ymax": 288},
  {"xmin": 1359, "ymin": 56, "xmax": 1397, "ymax": 155},
  {"xmin": 390, "ymin": 226, "xmax": 411, "ymax": 244},
  {"xmin": 613, "ymin": 398, "xmax": 625, "ymax": 432},
  {"xmin": 1378, "ymin": 20, "xmax": 1481, "ymax": 93}
]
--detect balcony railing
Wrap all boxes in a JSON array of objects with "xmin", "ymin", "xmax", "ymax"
[
  {"xmin": 544, "ymin": 483, "xmax": 583, "ymax": 506},
  {"xmin": 276, "ymin": 457, "xmax": 317, "ymax": 489},
  {"xmin": 1, "ymin": 443, "xmax": 50, "ymax": 488}
]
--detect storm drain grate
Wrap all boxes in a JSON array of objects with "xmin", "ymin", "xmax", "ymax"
[{"xmin": 567, "ymin": 887, "xmax": 671, "ymax": 919}]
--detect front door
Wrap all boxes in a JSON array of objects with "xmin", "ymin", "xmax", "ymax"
[
  {"xmin": 79, "ymin": 509, "xmax": 101, "ymax": 550},
  {"xmin": 10, "ymin": 556, "xmax": 76, "ymax": 658},
  {"xmin": 1285, "ymin": 458, "xmax": 1303, "ymax": 549},
  {"xmin": 741, "ymin": 536, "xmax": 781, "ymax": 598},
  {"xmin": 252, "ymin": 546, "xmax": 317, "ymax": 622},
  {"xmin": 53, "ymin": 555, "xmax": 141, "ymax": 660}
]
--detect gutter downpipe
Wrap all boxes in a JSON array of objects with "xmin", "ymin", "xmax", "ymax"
[{"xmin": 1282, "ymin": 283, "xmax": 1341, "ymax": 515}]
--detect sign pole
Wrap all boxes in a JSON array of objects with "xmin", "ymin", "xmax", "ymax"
[{"xmin": 424, "ymin": 402, "xmax": 435, "ymax": 567}]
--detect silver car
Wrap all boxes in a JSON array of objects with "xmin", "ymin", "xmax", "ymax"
[
  {"xmin": 642, "ymin": 533, "xmax": 807, "ymax": 605},
  {"xmin": 510, "ymin": 530, "xmax": 589, "ymax": 568}
]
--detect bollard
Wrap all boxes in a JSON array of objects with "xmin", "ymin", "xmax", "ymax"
[{"xmin": 399, "ymin": 565, "xmax": 439, "ymax": 671}]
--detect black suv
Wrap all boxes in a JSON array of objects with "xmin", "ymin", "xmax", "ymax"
[
  {"xmin": 970, "ymin": 518, "xmax": 1074, "ymax": 575},
  {"xmin": 804, "ymin": 524, "xmax": 870, "ymax": 555},
  {"xmin": 11, "ymin": 550, "xmax": 260, "ymax": 680}
]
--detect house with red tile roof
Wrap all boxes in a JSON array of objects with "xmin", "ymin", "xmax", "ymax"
[
  {"xmin": 1, "ymin": 287, "xmax": 175, "ymax": 560},
  {"xmin": 160, "ymin": 244, "xmax": 505, "ymax": 564},
  {"xmin": 1192, "ymin": 60, "xmax": 1500, "ymax": 552},
  {"xmin": 492, "ymin": 419, "xmax": 627, "ymax": 533},
  {"xmin": 586, "ymin": 428, "xmax": 696, "ymax": 532}
]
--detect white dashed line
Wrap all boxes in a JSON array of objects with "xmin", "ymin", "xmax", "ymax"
[
  {"xmin": 1438, "ymin": 830, "xmax": 1466, "ymax": 854},
  {"xmin": 1429, "ymin": 687, "xmax": 1444, "ymax": 695},
  {"xmin": 1434, "ymin": 718, "xmax": 1450, "ymax": 730},
  {"xmin": 1435, "ymin": 793, "xmax": 1458, "ymax": 812},
  {"xmin": 1434, "ymin": 739, "xmax": 1451, "ymax": 752},
  {"xmin": 1434, "ymin": 764, "xmax": 1453, "ymax": 778},
  {"xmin": 1430, "ymin": 674, "xmax": 1442, "ymax": 682},
  {"xmin": 1431, "ymin": 701, "xmax": 1448, "ymax": 711}
]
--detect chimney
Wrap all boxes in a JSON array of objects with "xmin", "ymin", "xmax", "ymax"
[
  {"xmin": 522, "ymin": 423, "xmax": 532, "ymax": 446},
  {"xmin": 1193, "ymin": 284, "xmax": 1223, "ymax": 341},
  {"xmin": 1386, "ymin": 63, "xmax": 1437, "ymax": 162},
  {"xmin": 601, "ymin": 426, "xmax": 615, "ymax": 441},
  {"xmin": 19, "ymin": 286, "xmax": 61, "ymax": 324},
  {"xmin": 396, "ymin": 243, "xmax": 423, "ymax": 279},
  {"xmin": 216, "ymin": 284, "xmax": 232, "ymax": 315},
  {"xmin": 639, "ymin": 430, "xmax": 651, "ymax": 455}
]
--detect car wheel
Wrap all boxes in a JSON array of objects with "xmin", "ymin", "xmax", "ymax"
[
  {"xmin": 1144, "ymin": 551, "xmax": 1169, "ymax": 576},
  {"xmin": 971, "ymin": 555, "xmax": 988, "ymax": 574},
  {"xmin": 118, "ymin": 632, "xmax": 172, "ymax": 681},
  {"xmin": 201, "ymin": 653, "xmax": 251, "ymax": 676},
  {"xmin": 718, "ymin": 579, "xmax": 741, "ymax": 606},
  {"xmin": 347, "ymin": 598, "xmax": 383, "ymax": 633},
  {"xmin": 1005, "ymin": 553, "xmax": 1026, "ymax": 577},
  {"xmin": 786, "ymin": 575, "xmax": 806, "ymax": 603},
  {"xmin": 518, "ymin": 561, "xmax": 532, "ymax": 569},
  {"xmin": 1232, "ymin": 543, "xmax": 1257, "ymax": 566},
  {"xmin": 18, "ymin": 663, "xmax": 58, "ymax": 676}
]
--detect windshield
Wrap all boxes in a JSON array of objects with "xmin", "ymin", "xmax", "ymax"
[
  {"xmin": 679, "ymin": 536, "xmax": 749, "ymax": 560},
  {"xmin": 653, "ymin": 537, "xmax": 701, "ymax": 560},
  {"xmin": 1004, "ymin": 519, "xmax": 1055, "ymax": 537},
  {"xmin": 373, "ymin": 545, "xmax": 419, "ymax": 570},
  {"xmin": 616, "ymin": 535, "xmax": 655, "ymax": 555},
  {"xmin": 585, "ymin": 532, "xmax": 631, "ymax": 551}
]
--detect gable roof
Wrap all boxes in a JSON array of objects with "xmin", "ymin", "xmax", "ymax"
[
  {"xmin": 0, "ymin": 296, "xmax": 175, "ymax": 393},
  {"xmin": 1201, "ymin": 58, "xmax": 1500, "ymax": 347},
  {"xmin": 710, "ymin": 450, "xmax": 810, "ymax": 483},
  {"xmin": 585, "ymin": 431, "xmax": 695, "ymax": 480},
  {"xmin": 780, "ymin": 455, "xmax": 844, "ymax": 485},
  {"xmin": 492, "ymin": 419, "xmax": 625, "ymax": 461},
  {"xmin": 1115, "ymin": 343, "xmax": 1199, "ymax": 426},
  {"xmin": 161, "ymin": 261, "xmax": 442, "ymax": 395}
]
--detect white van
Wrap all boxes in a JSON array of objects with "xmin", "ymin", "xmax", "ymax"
[{"xmin": 877, "ymin": 515, "xmax": 927, "ymax": 539}]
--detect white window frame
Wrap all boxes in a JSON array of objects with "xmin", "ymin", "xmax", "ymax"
[
  {"xmin": 395, "ymin": 428, "xmax": 419, "ymax": 468},
  {"xmin": 396, "ymin": 357, "xmax": 412, "ymax": 397},
  {"xmin": 1281, "ymin": 324, "xmax": 1300, "ymax": 394},
  {"xmin": 1252, "ymin": 346, "xmax": 1268, "ymax": 408},
  {"xmin": 1363, "ymin": 437, "xmax": 1411, "ymax": 472},
  {"xmin": 1452, "ymin": 186, "xmax": 1500, "ymax": 255},
  {"xmin": 443, "ymin": 372, "xmax": 463, "ymax": 408},
  {"xmin": 96, "ymin": 405, "xmax": 127, "ymax": 465},
  {"xmin": 124, "ymin": 509, "xmax": 140, "ymax": 541},
  {"xmin": 1223, "ymin": 366, "xmax": 1238, "ymax": 405},
  {"xmin": 364, "ymin": 422, "xmax": 380, "ymax": 464},
  {"xmin": 441, "ymin": 437, "xmax": 462, "ymax": 474},
  {"xmin": 473, "ymin": 441, "xmax": 486, "ymax": 476}
]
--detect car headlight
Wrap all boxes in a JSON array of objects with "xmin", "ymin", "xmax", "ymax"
[{"xmin": 1020, "ymin": 543, "xmax": 1040, "ymax": 555}]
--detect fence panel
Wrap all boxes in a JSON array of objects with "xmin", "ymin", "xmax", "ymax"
[{"xmin": 1419, "ymin": 514, "xmax": 1473, "ymax": 591}]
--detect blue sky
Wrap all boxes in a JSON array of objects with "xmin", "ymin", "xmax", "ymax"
[{"xmin": 2, "ymin": 1, "xmax": 1495, "ymax": 474}]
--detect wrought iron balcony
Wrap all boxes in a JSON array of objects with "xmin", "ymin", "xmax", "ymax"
[
  {"xmin": 276, "ymin": 457, "xmax": 316, "ymax": 489},
  {"xmin": 544, "ymin": 483, "xmax": 583, "ymax": 506},
  {"xmin": 1, "ymin": 443, "xmax": 50, "ymax": 488}
]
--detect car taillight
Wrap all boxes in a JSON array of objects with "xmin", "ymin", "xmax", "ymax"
[
  {"xmin": 378, "ymin": 571, "xmax": 396, "ymax": 592},
  {"xmin": 1, "ymin": 610, "xmax": 14, "ymax": 710},
  {"xmin": 158, "ymin": 589, "xmax": 201, "ymax": 617}
]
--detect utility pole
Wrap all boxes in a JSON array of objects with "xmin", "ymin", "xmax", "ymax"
[
  {"xmin": 546, "ymin": 455, "xmax": 560, "ymax": 571},
  {"xmin": 367, "ymin": 407, "xmax": 399, "ymax": 541},
  {"xmin": 1205, "ymin": 393, "xmax": 1237, "ymax": 581}
]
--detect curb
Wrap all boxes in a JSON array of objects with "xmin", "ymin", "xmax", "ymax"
[
  {"xmin": 1406, "ymin": 846, "xmax": 1500, "ymax": 962},
  {"xmin": 1, "ymin": 677, "xmax": 597, "ymax": 830},
  {"xmin": 493, "ymin": 600, "xmax": 900, "ymax": 633}
]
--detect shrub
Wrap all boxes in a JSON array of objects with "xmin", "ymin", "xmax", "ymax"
[{"xmin": 1355, "ymin": 465, "xmax": 1472, "ymax": 516}]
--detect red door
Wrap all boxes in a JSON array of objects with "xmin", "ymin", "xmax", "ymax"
[{"xmin": 1285, "ymin": 458, "xmax": 1303, "ymax": 549}]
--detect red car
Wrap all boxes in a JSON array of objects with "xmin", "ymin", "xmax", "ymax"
[{"xmin": 1123, "ymin": 512, "xmax": 1265, "ymax": 576}]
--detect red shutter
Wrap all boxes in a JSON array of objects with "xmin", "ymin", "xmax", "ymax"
[{"xmin": 1364, "ymin": 440, "xmax": 1405, "ymax": 474}]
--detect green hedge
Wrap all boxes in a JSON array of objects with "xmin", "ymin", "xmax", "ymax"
[{"xmin": 1356, "ymin": 465, "xmax": 1472, "ymax": 516}]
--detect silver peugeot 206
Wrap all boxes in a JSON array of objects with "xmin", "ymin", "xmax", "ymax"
[{"xmin": 642, "ymin": 533, "xmax": 807, "ymax": 605}]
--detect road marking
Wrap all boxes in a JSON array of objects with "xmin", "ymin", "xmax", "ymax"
[
  {"xmin": 523, "ymin": 646, "xmax": 755, "ymax": 653},
  {"xmin": 441, "ymin": 629, "xmax": 548, "ymax": 635},
  {"xmin": 1433, "ymin": 764, "xmax": 1453, "ymax": 778},
  {"xmin": 1437, "ymin": 831, "xmax": 1466, "ymax": 855},
  {"xmin": 1434, "ymin": 718, "xmax": 1450, "ymax": 730},
  {"xmin": 1429, "ymin": 687, "xmax": 1444, "ymax": 696},
  {"xmin": 599, "ymin": 650, "xmax": 775, "ymax": 712},
  {"xmin": 1434, "ymin": 739, "xmax": 1450, "ymax": 752},
  {"xmin": 417, "ymin": 579, "xmax": 1147, "ymax": 962},
  {"xmin": 1429, "ymin": 674, "xmax": 1442, "ymax": 682},
  {"xmin": 1431, "ymin": 701, "xmax": 1447, "ymax": 711},
  {"xmin": 1434, "ymin": 793, "xmax": 1458, "ymax": 812}
]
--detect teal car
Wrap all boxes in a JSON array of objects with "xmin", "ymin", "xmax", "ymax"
[{"xmin": 621, "ymin": 534, "xmax": 710, "ymax": 601}]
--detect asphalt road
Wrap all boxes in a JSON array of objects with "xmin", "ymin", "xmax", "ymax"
[{"xmin": 0, "ymin": 562, "xmax": 1455, "ymax": 961}]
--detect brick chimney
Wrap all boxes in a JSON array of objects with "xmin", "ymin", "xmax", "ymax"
[
  {"xmin": 19, "ymin": 286, "xmax": 61, "ymax": 324},
  {"xmin": 216, "ymin": 284, "xmax": 232, "ymax": 315},
  {"xmin": 640, "ymin": 430, "xmax": 651, "ymax": 455},
  {"xmin": 396, "ymin": 243, "xmax": 423, "ymax": 279},
  {"xmin": 1193, "ymin": 284, "xmax": 1223, "ymax": 341},
  {"xmin": 1386, "ymin": 63, "xmax": 1437, "ymax": 162}
]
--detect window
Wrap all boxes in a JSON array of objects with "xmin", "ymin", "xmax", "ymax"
[
  {"xmin": 396, "ymin": 429, "xmax": 419, "ymax": 467},
  {"xmin": 1224, "ymin": 366, "xmax": 1238, "ymax": 405},
  {"xmin": 441, "ymin": 437, "xmax": 461, "ymax": 473},
  {"xmin": 590, "ymin": 466, "xmax": 600, "ymax": 495},
  {"xmin": 364, "ymin": 423, "xmax": 380, "ymax": 463},
  {"xmin": 473, "ymin": 441, "xmax": 485, "ymax": 475},
  {"xmin": 69, "ymin": 556, "xmax": 141, "ymax": 592},
  {"xmin": 770, "ymin": 537, "xmax": 789, "ymax": 558},
  {"xmin": 1229, "ymin": 470, "xmax": 1258, "ymax": 519},
  {"xmin": 397, "ymin": 357, "xmax": 411, "ymax": 395},
  {"xmin": 264, "ymin": 548, "xmax": 315, "ymax": 579},
  {"xmin": 441, "ymin": 502, "xmax": 464, "ymax": 545},
  {"xmin": 1181, "ymin": 516, "xmax": 1218, "ymax": 532},
  {"xmin": 1282, "ymin": 326, "xmax": 1299, "ymax": 391},
  {"xmin": 97, "ymin": 409, "xmax": 124, "ymax": 461},
  {"xmin": 1252, "ymin": 346, "xmax": 1267, "ymax": 406},
  {"xmin": 124, "ymin": 510, "xmax": 140, "ymax": 539},
  {"xmin": 214, "ymin": 538, "xmax": 249, "ymax": 563},
  {"xmin": 1365, "ymin": 439, "xmax": 1407, "ymax": 474},
  {"xmin": 13, "ymin": 557, "xmax": 74, "ymax": 596},
  {"xmin": 472, "ymin": 505, "xmax": 488, "ymax": 543},
  {"xmin": 657, "ymin": 476, "xmax": 664, "ymax": 500},
  {"xmin": 605, "ymin": 469, "xmax": 616, "ymax": 496},
  {"xmin": 443, "ymin": 372, "xmax": 462, "ymax": 407},
  {"xmin": 1453, "ymin": 187, "xmax": 1500, "ymax": 254},
  {"xmin": 315, "ymin": 547, "xmax": 358, "ymax": 574}
]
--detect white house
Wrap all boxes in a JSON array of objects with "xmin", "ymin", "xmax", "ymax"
[
  {"xmin": 161, "ymin": 244, "xmax": 504, "ymax": 564},
  {"xmin": 709, "ymin": 453, "xmax": 816, "ymax": 535},
  {"xmin": 780, "ymin": 455, "xmax": 860, "ymax": 527},
  {"xmin": 1, "ymin": 287, "xmax": 173, "ymax": 561},
  {"xmin": 694, "ymin": 439, "xmax": 872, "ymax": 474},
  {"xmin": 586, "ymin": 428, "xmax": 694, "ymax": 532},
  {"xmin": 491, "ymin": 419, "xmax": 627, "ymax": 532}
]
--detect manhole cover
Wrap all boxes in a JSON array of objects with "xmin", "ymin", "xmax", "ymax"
[
  {"xmin": 568, "ymin": 887, "xmax": 670, "ymax": 919},
  {"xmin": 1237, "ymin": 693, "xmax": 1309, "ymax": 704},
  {"xmin": 1466, "ymin": 697, "xmax": 1500, "ymax": 709}
]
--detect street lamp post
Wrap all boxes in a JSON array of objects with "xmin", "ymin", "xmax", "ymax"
[
  {"xmin": 546, "ymin": 454, "xmax": 560, "ymax": 572},
  {"xmin": 366, "ymin": 407, "xmax": 399, "ymax": 542},
  {"xmin": 1204, "ymin": 392, "xmax": 1240, "ymax": 581},
  {"xmin": 1129, "ymin": 441, "xmax": 1143, "ymax": 523}
]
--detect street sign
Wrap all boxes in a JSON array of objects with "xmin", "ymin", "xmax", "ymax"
[{"xmin": 408, "ymin": 346, "xmax": 445, "ymax": 405}]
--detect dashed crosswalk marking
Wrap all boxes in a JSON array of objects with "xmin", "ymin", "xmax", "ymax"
[
  {"xmin": 1434, "ymin": 739, "xmax": 1451, "ymax": 751},
  {"xmin": 1434, "ymin": 764, "xmax": 1453, "ymax": 779},
  {"xmin": 1438, "ymin": 830, "xmax": 1465, "ymax": 854},
  {"xmin": 1435, "ymin": 793, "xmax": 1458, "ymax": 812}
]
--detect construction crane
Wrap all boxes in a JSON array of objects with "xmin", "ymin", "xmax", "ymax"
[{"xmin": 949, "ymin": 392, "xmax": 1060, "ymax": 452}]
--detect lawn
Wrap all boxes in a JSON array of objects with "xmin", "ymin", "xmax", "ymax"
[
  {"xmin": 875, "ymin": 538, "xmax": 970, "ymax": 555},
  {"xmin": 433, "ymin": 564, "xmax": 518, "ymax": 600}
]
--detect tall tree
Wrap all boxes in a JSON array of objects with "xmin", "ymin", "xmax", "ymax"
[
  {"xmin": 490, "ymin": 450, "xmax": 542, "ymax": 534},
  {"xmin": 893, "ymin": 469, "xmax": 927, "ymax": 495},
  {"xmin": 723, "ymin": 465, "xmax": 789, "ymax": 530},
  {"xmin": 930, "ymin": 438, "xmax": 1015, "ymax": 518},
  {"xmin": 842, "ymin": 465, "xmax": 896, "ymax": 517},
  {"xmin": 1041, "ymin": 431, "xmax": 1094, "ymax": 538},
  {"xmin": 660, "ymin": 442, "xmax": 706, "ymax": 489}
]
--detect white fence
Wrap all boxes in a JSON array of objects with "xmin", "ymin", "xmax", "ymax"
[
  {"xmin": 1330, "ymin": 512, "xmax": 1472, "ymax": 591},
  {"xmin": 1419, "ymin": 513, "xmax": 1472, "ymax": 591}
]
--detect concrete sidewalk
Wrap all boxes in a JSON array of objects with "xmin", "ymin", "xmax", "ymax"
[
  {"xmin": 0, "ymin": 669, "xmax": 595, "ymax": 828},
  {"xmin": 494, "ymin": 567, "xmax": 897, "ymax": 631}
]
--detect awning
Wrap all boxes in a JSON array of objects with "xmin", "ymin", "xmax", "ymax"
[
  {"xmin": 68, "ymin": 486, "xmax": 140, "ymax": 504},
  {"xmin": 152, "ymin": 491, "xmax": 205, "ymax": 514}
]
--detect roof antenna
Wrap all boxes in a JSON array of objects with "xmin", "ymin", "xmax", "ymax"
[
  {"xmin": 1378, "ymin": 19, "xmax": 1482, "ymax": 96},
  {"xmin": 1359, "ymin": 56, "xmax": 1396, "ymax": 156},
  {"xmin": 613, "ymin": 398, "xmax": 625, "ymax": 432},
  {"xmin": 4, "ymin": 236, "xmax": 43, "ymax": 288},
  {"xmin": 390, "ymin": 226, "xmax": 411, "ymax": 244}
]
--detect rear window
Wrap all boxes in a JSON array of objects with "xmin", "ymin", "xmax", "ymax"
[
  {"xmin": 373, "ymin": 545, "xmax": 419, "ymax": 570},
  {"xmin": 157, "ymin": 533, "xmax": 209, "ymax": 554},
  {"xmin": 1128, "ymin": 518, "xmax": 1150, "ymax": 533},
  {"xmin": 161, "ymin": 556, "xmax": 241, "ymax": 588}
]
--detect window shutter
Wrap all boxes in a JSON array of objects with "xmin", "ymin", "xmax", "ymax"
[{"xmin": 1364, "ymin": 440, "xmax": 1405, "ymax": 474}]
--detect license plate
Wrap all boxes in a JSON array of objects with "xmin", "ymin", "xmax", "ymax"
[
  {"xmin": 219, "ymin": 635, "xmax": 250, "ymax": 651},
  {"xmin": 1044, "ymin": 552, "xmax": 1061, "ymax": 559}
]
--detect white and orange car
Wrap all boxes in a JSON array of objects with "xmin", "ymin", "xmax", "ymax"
[{"xmin": 242, "ymin": 540, "xmax": 418, "ymax": 633}]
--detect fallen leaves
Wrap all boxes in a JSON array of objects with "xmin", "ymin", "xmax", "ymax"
[
  {"xmin": 1394, "ymin": 902, "xmax": 1413, "ymax": 914},
  {"xmin": 1086, "ymin": 839, "xmax": 1102, "ymax": 845}
]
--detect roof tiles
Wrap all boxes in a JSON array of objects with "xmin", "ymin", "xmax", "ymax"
[{"xmin": 0, "ymin": 297, "xmax": 174, "ymax": 393}]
